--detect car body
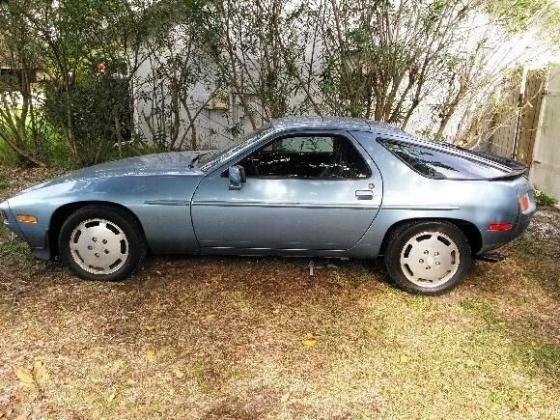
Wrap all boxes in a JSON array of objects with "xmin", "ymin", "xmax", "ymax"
[{"xmin": 0, "ymin": 117, "xmax": 536, "ymax": 294}]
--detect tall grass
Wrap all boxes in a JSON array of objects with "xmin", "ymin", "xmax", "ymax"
[
  {"xmin": 0, "ymin": 109, "xmax": 78, "ymax": 168},
  {"xmin": 0, "ymin": 138, "xmax": 19, "ymax": 165}
]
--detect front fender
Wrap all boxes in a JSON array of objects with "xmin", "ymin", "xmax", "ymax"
[{"xmin": 6, "ymin": 174, "xmax": 203, "ymax": 259}]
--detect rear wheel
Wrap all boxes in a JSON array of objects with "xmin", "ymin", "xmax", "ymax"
[
  {"xmin": 384, "ymin": 221, "xmax": 472, "ymax": 295},
  {"xmin": 58, "ymin": 206, "xmax": 146, "ymax": 281}
]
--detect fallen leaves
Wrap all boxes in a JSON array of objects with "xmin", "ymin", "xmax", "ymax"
[
  {"xmin": 15, "ymin": 361, "xmax": 49, "ymax": 390},
  {"xmin": 302, "ymin": 334, "xmax": 317, "ymax": 349},
  {"xmin": 145, "ymin": 350, "xmax": 156, "ymax": 361},
  {"xmin": 0, "ymin": 167, "xmax": 559, "ymax": 420}
]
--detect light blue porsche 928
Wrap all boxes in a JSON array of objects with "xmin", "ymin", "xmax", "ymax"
[{"xmin": 0, "ymin": 117, "xmax": 536, "ymax": 294}]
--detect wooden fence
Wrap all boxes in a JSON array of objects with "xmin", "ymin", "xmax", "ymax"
[{"xmin": 482, "ymin": 69, "xmax": 546, "ymax": 166}]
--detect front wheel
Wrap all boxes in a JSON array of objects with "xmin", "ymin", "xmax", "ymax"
[
  {"xmin": 58, "ymin": 206, "xmax": 147, "ymax": 281},
  {"xmin": 384, "ymin": 221, "xmax": 472, "ymax": 295}
]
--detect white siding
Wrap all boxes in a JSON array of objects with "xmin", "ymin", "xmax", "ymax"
[{"xmin": 530, "ymin": 66, "xmax": 560, "ymax": 200}]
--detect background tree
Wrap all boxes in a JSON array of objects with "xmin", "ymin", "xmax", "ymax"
[
  {"xmin": 204, "ymin": 0, "xmax": 309, "ymax": 129},
  {"xmin": 313, "ymin": 0, "xmax": 484, "ymax": 126},
  {"xmin": 0, "ymin": 0, "xmax": 46, "ymax": 166},
  {"xmin": 138, "ymin": 0, "xmax": 219, "ymax": 151},
  {"xmin": 0, "ymin": 0, "xmax": 559, "ymax": 167},
  {"xmin": 27, "ymin": 0, "xmax": 155, "ymax": 165}
]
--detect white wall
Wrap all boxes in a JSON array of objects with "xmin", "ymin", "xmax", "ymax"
[
  {"xmin": 132, "ymin": 52, "xmax": 261, "ymax": 150},
  {"xmin": 131, "ymin": 13, "xmax": 559, "ymax": 151},
  {"xmin": 530, "ymin": 65, "xmax": 560, "ymax": 200}
]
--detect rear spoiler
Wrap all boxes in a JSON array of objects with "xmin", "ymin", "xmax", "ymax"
[
  {"xmin": 432, "ymin": 147, "xmax": 529, "ymax": 180},
  {"xmin": 465, "ymin": 149, "xmax": 527, "ymax": 172},
  {"xmin": 485, "ymin": 168, "xmax": 528, "ymax": 181},
  {"xmin": 447, "ymin": 147, "xmax": 528, "ymax": 180}
]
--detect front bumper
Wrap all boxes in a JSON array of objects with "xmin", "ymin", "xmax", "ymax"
[
  {"xmin": 0, "ymin": 200, "xmax": 27, "ymax": 240},
  {"xmin": 0, "ymin": 199, "xmax": 51, "ymax": 260},
  {"xmin": 0, "ymin": 200, "xmax": 9, "ymax": 225}
]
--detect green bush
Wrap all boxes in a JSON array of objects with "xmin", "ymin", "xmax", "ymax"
[
  {"xmin": 0, "ymin": 109, "xmax": 74, "ymax": 167},
  {"xmin": 0, "ymin": 137, "xmax": 18, "ymax": 165},
  {"xmin": 535, "ymin": 188, "xmax": 558, "ymax": 207},
  {"xmin": 44, "ymin": 74, "xmax": 132, "ymax": 166}
]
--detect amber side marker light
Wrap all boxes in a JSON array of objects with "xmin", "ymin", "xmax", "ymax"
[
  {"xmin": 487, "ymin": 223, "xmax": 513, "ymax": 232},
  {"xmin": 17, "ymin": 214, "xmax": 38, "ymax": 224},
  {"xmin": 519, "ymin": 192, "xmax": 531, "ymax": 213}
]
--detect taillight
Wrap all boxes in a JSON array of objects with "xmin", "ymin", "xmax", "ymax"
[
  {"xmin": 519, "ymin": 192, "xmax": 530, "ymax": 213},
  {"xmin": 488, "ymin": 223, "xmax": 513, "ymax": 232}
]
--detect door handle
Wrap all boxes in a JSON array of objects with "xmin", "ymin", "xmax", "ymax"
[{"xmin": 355, "ymin": 190, "xmax": 374, "ymax": 200}]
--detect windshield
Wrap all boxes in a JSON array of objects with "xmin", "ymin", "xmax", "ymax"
[{"xmin": 198, "ymin": 125, "xmax": 273, "ymax": 170}]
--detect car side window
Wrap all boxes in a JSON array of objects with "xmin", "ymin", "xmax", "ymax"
[
  {"xmin": 379, "ymin": 138, "xmax": 507, "ymax": 180},
  {"xmin": 264, "ymin": 136, "xmax": 334, "ymax": 153},
  {"xmin": 239, "ymin": 134, "xmax": 370, "ymax": 179}
]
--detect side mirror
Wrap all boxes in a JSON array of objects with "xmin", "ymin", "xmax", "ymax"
[{"xmin": 228, "ymin": 165, "xmax": 246, "ymax": 190}]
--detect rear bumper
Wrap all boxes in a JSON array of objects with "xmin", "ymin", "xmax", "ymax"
[{"xmin": 478, "ymin": 209, "xmax": 535, "ymax": 254}]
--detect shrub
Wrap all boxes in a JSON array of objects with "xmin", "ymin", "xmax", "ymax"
[
  {"xmin": 0, "ymin": 136, "xmax": 19, "ymax": 166},
  {"xmin": 535, "ymin": 189, "xmax": 559, "ymax": 207},
  {"xmin": 0, "ymin": 109, "xmax": 66, "ymax": 167},
  {"xmin": 43, "ymin": 74, "xmax": 132, "ymax": 167}
]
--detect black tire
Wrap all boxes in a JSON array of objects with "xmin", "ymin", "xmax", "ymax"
[
  {"xmin": 58, "ymin": 205, "xmax": 147, "ymax": 281},
  {"xmin": 384, "ymin": 221, "xmax": 472, "ymax": 295}
]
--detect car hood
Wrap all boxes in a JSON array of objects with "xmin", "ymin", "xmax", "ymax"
[{"xmin": 18, "ymin": 152, "xmax": 203, "ymax": 194}]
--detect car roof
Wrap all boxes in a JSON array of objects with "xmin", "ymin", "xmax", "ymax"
[{"xmin": 270, "ymin": 116, "xmax": 404, "ymax": 135}]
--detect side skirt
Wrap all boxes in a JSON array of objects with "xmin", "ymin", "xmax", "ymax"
[{"xmin": 199, "ymin": 246, "xmax": 354, "ymax": 258}]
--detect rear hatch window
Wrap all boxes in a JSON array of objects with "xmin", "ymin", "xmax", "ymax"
[{"xmin": 379, "ymin": 139, "xmax": 526, "ymax": 180}]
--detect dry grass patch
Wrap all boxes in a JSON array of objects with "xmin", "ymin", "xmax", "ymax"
[{"xmin": 1, "ymin": 166, "xmax": 559, "ymax": 419}]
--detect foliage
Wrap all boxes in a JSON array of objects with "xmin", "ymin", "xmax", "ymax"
[
  {"xmin": 136, "ymin": 0, "xmax": 219, "ymax": 151},
  {"xmin": 315, "ymin": 0, "xmax": 478, "ymax": 124},
  {"xmin": 0, "ymin": 109, "xmax": 66, "ymax": 166},
  {"xmin": 202, "ymin": 0, "xmax": 310, "ymax": 128},
  {"xmin": 0, "ymin": 0, "xmax": 559, "ymax": 167},
  {"xmin": 0, "ymin": 1, "xmax": 47, "ymax": 166},
  {"xmin": 535, "ymin": 188, "xmax": 558, "ymax": 207},
  {"xmin": 0, "ymin": 0, "xmax": 155, "ymax": 167},
  {"xmin": 487, "ymin": 0, "xmax": 560, "ymax": 38},
  {"xmin": 43, "ymin": 75, "xmax": 132, "ymax": 165}
]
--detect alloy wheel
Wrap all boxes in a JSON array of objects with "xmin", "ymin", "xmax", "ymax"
[
  {"xmin": 69, "ymin": 218, "xmax": 129, "ymax": 275},
  {"xmin": 399, "ymin": 230, "xmax": 460, "ymax": 288}
]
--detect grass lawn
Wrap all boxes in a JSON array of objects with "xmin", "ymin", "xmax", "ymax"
[{"xmin": 1, "ymin": 166, "xmax": 559, "ymax": 419}]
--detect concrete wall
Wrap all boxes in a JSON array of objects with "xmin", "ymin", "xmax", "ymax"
[
  {"xmin": 130, "ymin": 19, "xmax": 556, "ymax": 153},
  {"xmin": 132, "ymin": 54, "xmax": 263, "ymax": 151}
]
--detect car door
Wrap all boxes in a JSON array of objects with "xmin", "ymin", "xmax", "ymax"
[{"xmin": 191, "ymin": 130, "xmax": 383, "ymax": 250}]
